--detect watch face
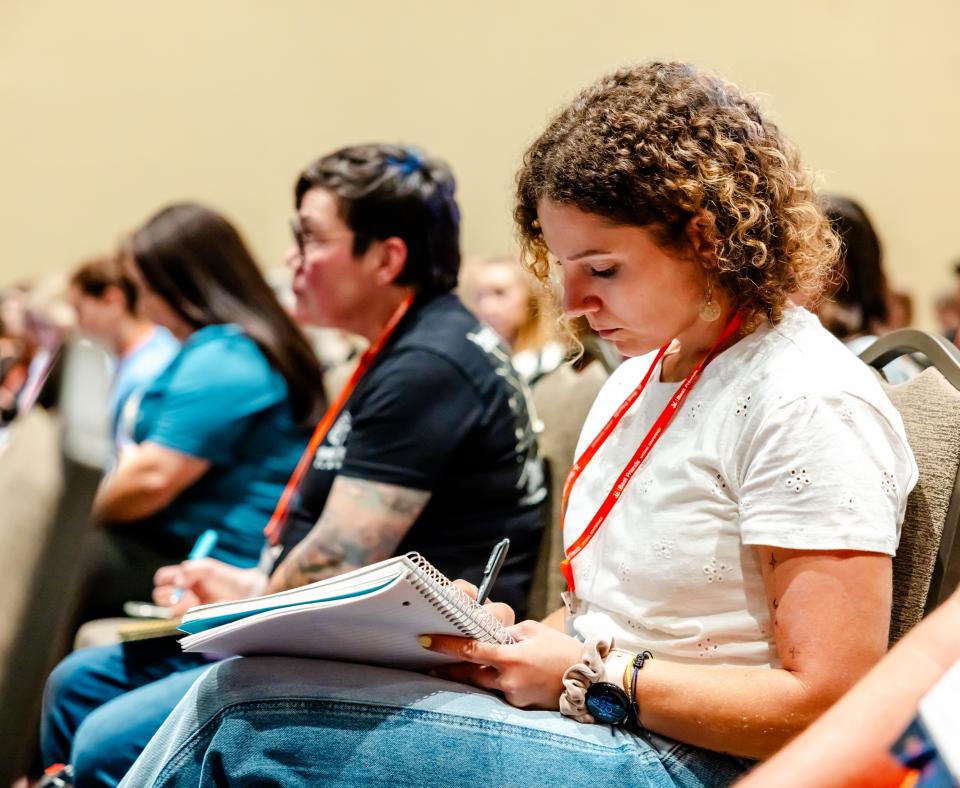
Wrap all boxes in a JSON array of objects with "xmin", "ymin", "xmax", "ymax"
[{"xmin": 585, "ymin": 682, "xmax": 630, "ymax": 725}]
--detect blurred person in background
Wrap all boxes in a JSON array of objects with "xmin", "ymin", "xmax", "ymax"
[
  {"xmin": 39, "ymin": 202, "xmax": 325, "ymax": 788},
  {"xmin": 818, "ymin": 194, "xmax": 920, "ymax": 383},
  {"xmin": 0, "ymin": 284, "xmax": 33, "ymax": 426},
  {"xmin": 77, "ymin": 201, "xmax": 325, "ymax": 624},
  {"xmin": 460, "ymin": 254, "xmax": 566, "ymax": 384},
  {"xmin": 934, "ymin": 290, "xmax": 960, "ymax": 343},
  {"xmin": 68, "ymin": 254, "xmax": 179, "ymax": 454},
  {"xmin": 13, "ymin": 277, "xmax": 75, "ymax": 415},
  {"xmin": 885, "ymin": 288, "xmax": 913, "ymax": 331}
]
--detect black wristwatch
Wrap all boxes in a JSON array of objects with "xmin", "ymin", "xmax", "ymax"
[
  {"xmin": 584, "ymin": 681, "xmax": 631, "ymax": 725},
  {"xmin": 584, "ymin": 648, "xmax": 635, "ymax": 724}
]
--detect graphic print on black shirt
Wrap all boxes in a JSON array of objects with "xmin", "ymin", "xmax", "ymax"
[
  {"xmin": 465, "ymin": 324, "xmax": 545, "ymax": 507},
  {"xmin": 276, "ymin": 293, "xmax": 546, "ymax": 616}
]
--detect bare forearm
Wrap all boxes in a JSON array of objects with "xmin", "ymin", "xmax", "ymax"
[
  {"xmin": 94, "ymin": 469, "xmax": 175, "ymax": 523},
  {"xmin": 271, "ymin": 539, "xmax": 357, "ymax": 593},
  {"xmin": 94, "ymin": 443, "xmax": 209, "ymax": 524},
  {"xmin": 634, "ymin": 660, "xmax": 866, "ymax": 760},
  {"xmin": 266, "ymin": 476, "xmax": 429, "ymax": 594},
  {"xmin": 739, "ymin": 591, "xmax": 960, "ymax": 785}
]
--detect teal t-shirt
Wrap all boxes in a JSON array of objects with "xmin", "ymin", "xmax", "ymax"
[{"xmin": 132, "ymin": 323, "xmax": 310, "ymax": 567}]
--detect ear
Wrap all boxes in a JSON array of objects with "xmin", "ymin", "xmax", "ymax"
[
  {"xmin": 370, "ymin": 236, "xmax": 409, "ymax": 287},
  {"xmin": 102, "ymin": 284, "xmax": 129, "ymax": 311},
  {"xmin": 685, "ymin": 213, "xmax": 718, "ymax": 270}
]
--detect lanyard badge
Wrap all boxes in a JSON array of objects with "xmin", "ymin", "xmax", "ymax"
[{"xmin": 559, "ymin": 313, "xmax": 743, "ymax": 593}]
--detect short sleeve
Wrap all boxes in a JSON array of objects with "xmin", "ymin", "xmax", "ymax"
[
  {"xmin": 339, "ymin": 349, "xmax": 482, "ymax": 489},
  {"xmin": 738, "ymin": 391, "xmax": 917, "ymax": 554},
  {"xmin": 142, "ymin": 336, "xmax": 287, "ymax": 464}
]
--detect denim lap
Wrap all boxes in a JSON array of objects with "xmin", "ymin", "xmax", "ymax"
[{"xmin": 123, "ymin": 657, "xmax": 750, "ymax": 787}]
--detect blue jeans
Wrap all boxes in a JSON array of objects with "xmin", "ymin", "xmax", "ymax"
[
  {"xmin": 41, "ymin": 639, "xmax": 215, "ymax": 788},
  {"xmin": 121, "ymin": 657, "xmax": 752, "ymax": 787}
]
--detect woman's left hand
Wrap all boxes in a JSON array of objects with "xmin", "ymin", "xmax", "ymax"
[{"xmin": 422, "ymin": 620, "xmax": 583, "ymax": 709}]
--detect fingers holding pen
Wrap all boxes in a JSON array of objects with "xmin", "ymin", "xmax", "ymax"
[
  {"xmin": 151, "ymin": 558, "xmax": 215, "ymax": 613},
  {"xmin": 451, "ymin": 579, "xmax": 516, "ymax": 627}
]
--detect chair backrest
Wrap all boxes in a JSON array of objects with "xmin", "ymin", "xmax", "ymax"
[
  {"xmin": 527, "ymin": 360, "xmax": 609, "ymax": 620},
  {"xmin": 859, "ymin": 329, "xmax": 960, "ymax": 644},
  {"xmin": 0, "ymin": 338, "xmax": 111, "ymax": 781}
]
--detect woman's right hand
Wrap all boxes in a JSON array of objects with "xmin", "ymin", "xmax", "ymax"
[{"xmin": 153, "ymin": 558, "xmax": 267, "ymax": 616}]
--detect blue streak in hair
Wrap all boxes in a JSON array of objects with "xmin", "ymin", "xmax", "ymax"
[{"xmin": 386, "ymin": 149, "xmax": 423, "ymax": 176}]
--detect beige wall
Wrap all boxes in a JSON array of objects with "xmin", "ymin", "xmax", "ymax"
[{"xmin": 2, "ymin": 0, "xmax": 958, "ymax": 326}]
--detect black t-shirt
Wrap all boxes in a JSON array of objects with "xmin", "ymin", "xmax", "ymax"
[{"xmin": 277, "ymin": 293, "xmax": 546, "ymax": 616}]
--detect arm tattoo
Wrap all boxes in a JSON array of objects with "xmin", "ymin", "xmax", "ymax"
[{"xmin": 275, "ymin": 476, "xmax": 430, "ymax": 592}]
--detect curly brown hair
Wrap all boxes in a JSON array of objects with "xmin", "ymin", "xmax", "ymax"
[{"xmin": 515, "ymin": 62, "xmax": 839, "ymax": 329}]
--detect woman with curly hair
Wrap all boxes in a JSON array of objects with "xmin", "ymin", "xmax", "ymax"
[{"xmin": 122, "ymin": 63, "xmax": 916, "ymax": 787}]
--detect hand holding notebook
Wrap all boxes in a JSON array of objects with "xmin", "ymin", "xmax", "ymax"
[{"xmin": 177, "ymin": 551, "xmax": 514, "ymax": 670}]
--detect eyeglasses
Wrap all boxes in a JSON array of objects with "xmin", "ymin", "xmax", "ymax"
[{"xmin": 289, "ymin": 218, "xmax": 354, "ymax": 258}]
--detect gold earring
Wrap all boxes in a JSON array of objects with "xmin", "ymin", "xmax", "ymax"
[{"xmin": 699, "ymin": 281, "xmax": 721, "ymax": 322}]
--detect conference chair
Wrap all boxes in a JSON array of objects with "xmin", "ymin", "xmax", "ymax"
[
  {"xmin": 860, "ymin": 329, "xmax": 960, "ymax": 644},
  {"xmin": 0, "ymin": 338, "xmax": 111, "ymax": 781},
  {"xmin": 527, "ymin": 358, "xmax": 610, "ymax": 620}
]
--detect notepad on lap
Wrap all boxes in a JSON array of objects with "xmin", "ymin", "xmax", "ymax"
[{"xmin": 178, "ymin": 552, "xmax": 513, "ymax": 669}]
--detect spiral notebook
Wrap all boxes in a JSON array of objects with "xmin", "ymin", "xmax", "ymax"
[{"xmin": 177, "ymin": 553, "xmax": 514, "ymax": 669}]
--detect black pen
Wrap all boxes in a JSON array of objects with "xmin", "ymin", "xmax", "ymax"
[{"xmin": 476, "ymin": 538, "xmax": 510, "ymax": 605}]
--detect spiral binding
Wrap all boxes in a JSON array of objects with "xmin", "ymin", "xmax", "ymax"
[{"xmin": 404, "ymin": 553, "xmax": 516, "ymax": 644}]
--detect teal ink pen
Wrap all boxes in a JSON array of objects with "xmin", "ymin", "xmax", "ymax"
[{"xmin": 170, "ymin": 529, "xmax": 219, "ymax": 605}]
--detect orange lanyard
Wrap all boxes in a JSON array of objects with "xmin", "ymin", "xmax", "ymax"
[
  {"xmin": 264, "ymin": 294, "xmax": 415, "ymax": 545},
  {"xmin": 559, "ymin": 313, "xmax": 743, "ymax": 592}
]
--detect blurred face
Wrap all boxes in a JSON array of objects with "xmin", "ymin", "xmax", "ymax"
[
  {"xmin": 537, "ymin": 199, "xmax": 707, "ymax": 358},
  {"xmin": 288, "ymin": 188, "xmax": 376, "ymax": 330},
  {"xmin": 0, "ymin": 294, "xmax": 27, "ymax": 338},
  {"xmin": 69, "ymin": 286, "xmax": 122, "ymax": 342},
  {"xmin": 473, "ymin": 263, "xmax": 528, "ymax": 346}
]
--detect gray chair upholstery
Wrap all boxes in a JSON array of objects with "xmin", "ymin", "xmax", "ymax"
[
  {"xmin": 0, "ymin": 338, "xmax": 110, "ymax": 781},
  {"xmin": 527, "ymin": 360, "xmax": 609, "ymax": 620},
  {"xmin": 859, "ymin": 330, "xmax": 960, "ymax": 644}
]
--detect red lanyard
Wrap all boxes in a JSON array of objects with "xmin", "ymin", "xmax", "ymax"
[
  {"xmin": 559, "ymin": 313, "xmax": 743, "ymax": 592},
  {"xmin": 263, "ymin": 294, "xmax": 415, "ymax": 546}
]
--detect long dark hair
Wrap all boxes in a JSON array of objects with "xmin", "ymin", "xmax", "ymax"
[
  {"xmin": 821, "ymin": 194, "xmax": 888, "ymax": 337},
  {"xmin": 130, "ymin": 202, "xmax": 325, "ymax": 426}
]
